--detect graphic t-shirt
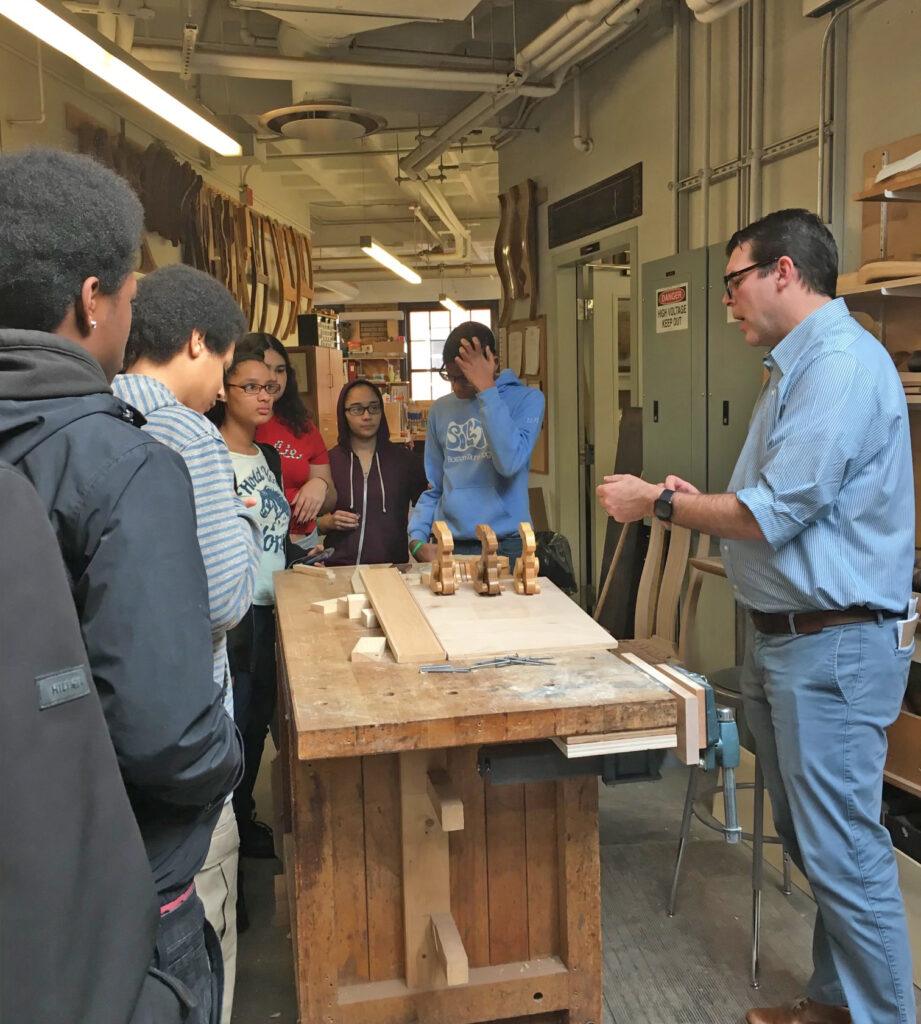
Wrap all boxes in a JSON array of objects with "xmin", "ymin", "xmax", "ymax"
[
  {"xmin": 255, "ymin": 417, "xmax": 329, "ymax": 534},
  {"xmin": 229, "ymin": 447, "xmax": 290, "ymax": 606}
]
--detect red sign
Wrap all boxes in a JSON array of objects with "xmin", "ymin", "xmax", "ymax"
[{"xmin": 657, "ymin": 286, "xmax": 687, "ymax": 306}]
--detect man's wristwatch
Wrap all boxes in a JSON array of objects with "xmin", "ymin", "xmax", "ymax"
[{"xmin": 653, "ymin": 488, "xmax": 675, "ymax": 522}]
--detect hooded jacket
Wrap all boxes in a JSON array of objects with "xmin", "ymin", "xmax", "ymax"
[
  {"xmin": 323, "ymin": 382, "xmax": 427, "ymax": 566},
  {"xmin": 0, "ymin": 329, "xmax": 243, "ymax": 896},
  {"xmin": 408, "ymin": 369, "xmax": 545, "ymax": 544}
]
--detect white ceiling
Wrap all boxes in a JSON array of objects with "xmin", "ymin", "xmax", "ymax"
[{"xmin": 70, "ymin": 0, "xmax": 658, "ymax": 289}]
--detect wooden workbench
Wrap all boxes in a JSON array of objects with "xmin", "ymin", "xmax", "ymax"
[{"xmin": 275, "ymin": 567, "xmax": 677, "ymax": 1024}]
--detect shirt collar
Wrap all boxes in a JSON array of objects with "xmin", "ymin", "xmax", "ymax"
[
  {"xmin": 112, "ymin": 372, "xmax": 179, "ymax": 415},
  {"xmin": 765, "ymin": 297, "xmax": 848, "ymax": 376}
]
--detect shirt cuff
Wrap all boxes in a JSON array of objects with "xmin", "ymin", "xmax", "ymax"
[{"xmin": 735, "ymin": 485, "xmax": 806, "ymax": 550}]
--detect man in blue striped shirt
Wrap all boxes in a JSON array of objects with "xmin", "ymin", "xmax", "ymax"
[
  {"xmin": 113, "ymin": 263, "xmax": 261, "ymax": 1024},
  {"xmin": 598, "ymin": 210, "xmax": 915, "ymax": 1024}
]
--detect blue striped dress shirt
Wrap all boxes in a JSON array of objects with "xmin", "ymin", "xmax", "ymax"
[
  {"xmin": 112, "ymin": 373, "xmax": 261, "ymax": 716},
  {"xmin": 722, "ymin": 298, "xmax": 914, "ymax": 614}
]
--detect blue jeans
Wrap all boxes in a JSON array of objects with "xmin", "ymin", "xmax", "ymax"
[
  {"xmin": 741, "ymin": 616, "xmax": 915, "ymax": 1023},
  {"xmin": 154, "ymin": 888, "xmax": 222, "ymax": 1024},
  {"xmin": 452, "ymin": 534, "xmax": 523, "ymax": 569}
]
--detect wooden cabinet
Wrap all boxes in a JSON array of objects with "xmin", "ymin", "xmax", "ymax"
[{"xmin": 288, "ymin": 345, "xmax": 346, "ymax": 450}]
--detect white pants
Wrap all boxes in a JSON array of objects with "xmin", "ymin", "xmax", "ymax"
[{"xmin": 194, "ymin": 801, "xmax": 239, "ymax": 1024}]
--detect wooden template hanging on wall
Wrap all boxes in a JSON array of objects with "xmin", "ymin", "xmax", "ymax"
[{"xmin": 500, "ymin": 315, "xmax": 548, "ymax": 475}]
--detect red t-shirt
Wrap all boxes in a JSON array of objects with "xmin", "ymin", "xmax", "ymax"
[{"xmin": 255, "ymin": 416, "xmax": 329, "ymax": 534}]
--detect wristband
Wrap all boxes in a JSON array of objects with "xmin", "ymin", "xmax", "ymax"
[{"xmin": 410, "ymin": 540, "xmax": 424, "ymax": 556}]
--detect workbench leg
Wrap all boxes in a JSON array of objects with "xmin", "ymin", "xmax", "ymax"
[
  {"xmin": 291, "ymin": 757, "xmax": 339, "ymax": 1023},
  {"xmin": 557, "ymin": 777, "xmax": 602, "ymax": 1024}
]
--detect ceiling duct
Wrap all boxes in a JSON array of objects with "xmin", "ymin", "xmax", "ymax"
[{"xmin": 259, "ymin": 99, "xmax": 385, "ymax": 143}]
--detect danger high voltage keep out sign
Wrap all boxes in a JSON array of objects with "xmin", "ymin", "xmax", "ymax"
[{"xmin": 655, "ymin": 283, "xmax": 688, "ymax": 333}]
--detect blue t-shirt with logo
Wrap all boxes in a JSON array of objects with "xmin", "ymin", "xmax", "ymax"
[{"xmin": 229, "ymin": 447, "xmax": 290, "ymax": 605}]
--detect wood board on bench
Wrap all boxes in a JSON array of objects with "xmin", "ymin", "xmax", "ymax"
[{"xmin": 406, "ymin": 573, "xmax": 617, "ymax": 661}]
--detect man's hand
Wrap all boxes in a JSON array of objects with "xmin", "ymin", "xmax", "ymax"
[
  {"xmin": 319, "ymin": 510, "xmax": 359, "ymax": 532},
  {"xmin": 665, "ymin": 474, "xmax": 700, "ymax": 496},
  {"xmin": 413, "ymin": 542, "xmax": 438, "ymax": 563},
  {"xmin": 454, "ymin": 337, "xmax": 497, "ymax": 393},
  {"xmin": 596, "ymin": 474, "xmax": 660, "ymax": 522},
  {"xmin": 291, "ymin": 477, "xmax": 328, "ymax": 522}
]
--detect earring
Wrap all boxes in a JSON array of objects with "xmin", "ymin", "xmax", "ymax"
[{"xmin": 89, "ymin": 319, "xmax": 97, "ymax": 330}]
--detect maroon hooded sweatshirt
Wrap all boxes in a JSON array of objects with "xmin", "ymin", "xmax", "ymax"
[{"xmin": 323, "ymin": 380, "xmax": 428, "ymax": 566}]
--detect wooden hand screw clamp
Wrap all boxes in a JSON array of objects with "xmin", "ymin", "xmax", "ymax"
[
  {"xmin": 512, "ymin": 521, "xmax": 541, "ymax": 595},
  {"xmin": 473, "ymin": 523, "xmax": 501, "ymax": 596},
  {"xmin": 429, "ymin": 521, "xmax": 456, "ymax": 595}
]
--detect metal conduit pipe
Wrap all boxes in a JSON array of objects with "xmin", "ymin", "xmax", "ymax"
[
  {"xmin": 410, "ymin": 205, "xmax": 442, "ymax": 245},
  {"xmin": 701, "ymin": 22, "xmax": 711, "ymax": 245},
  {"xmin": 749, "ymin": 0, "xmax": 764, "ymax": 223},
  {"xmin": 686, "ymin": 0, "xmax": 748, "ymax": 23},
  {"xmin": 817, "ymin": 0, "xmax": 875, "ymax": 220},
  {"xmin": 131, "ymin": 46, "xmax": 562, "ymax": 95},
  {"xmin": 573, "ymin": 69, "xmax": 593, "ymax": 153},
  {"xmin": 542, "ymin": 1, "xmax": 644, "ymax": 77},
  {"xmin": 415, "ymin": 176, "xmax": 472, "ymax": 259}
]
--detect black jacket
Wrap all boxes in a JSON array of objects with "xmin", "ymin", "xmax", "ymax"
[
  {"xmin": 0, "ymin": 329, "xmax": 243, "ymax": 895},
  {"xmin": 0, "ymin": 461, "xmax": 188, "ymax": 1023}
]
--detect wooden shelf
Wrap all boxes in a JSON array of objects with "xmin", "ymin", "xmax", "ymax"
[
  {"xmin": 348, "ymin": 352, "xmax": 406, "ymax": 360},
  {"xmin": 855, "ymin": 166, "xmax": 921, "ymax": 203},
  {"xmin": 839, "ymin": 274, "xmax": 921, "ymax": 299}
]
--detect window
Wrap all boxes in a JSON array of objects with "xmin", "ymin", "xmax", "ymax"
[{"xmin": 408, "ymin": 307, "xmax": 493, "ymax": 400}]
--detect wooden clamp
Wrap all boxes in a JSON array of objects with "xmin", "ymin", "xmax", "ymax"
[
  {"xmin": 430, "ymin": 521, "xmax": 456, "ymax": 595},
  {"xmin": 473, "ymin": 523, "xmax": 501, "ymax": 596},
  {"xmin": 512, "ymin": 521, "xmax": 541, "ymax": 595}
]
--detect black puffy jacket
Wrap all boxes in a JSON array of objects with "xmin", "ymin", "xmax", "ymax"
[{"xmin": 0, "ymin": 329, "xmax": 243, "ymax": 896}]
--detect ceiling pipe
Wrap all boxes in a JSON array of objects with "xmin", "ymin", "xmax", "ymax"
[
  {"xmin": 685, "ymin": 0, "xmax": 749, "ymax": 23},
  {"xmin": 132, "ymin": 45, "xmax": 561, "ymax": 95},
  {"xmin": 410, "ymin": 204, "xmax": 442, "ymax": 244},
  {"xmin": 399, "ymin": 0, "xmax": 647, "ymax": 177},
  {"xmin": 572, "ymin": 70, "xmax": 593, "ymax": 153}
]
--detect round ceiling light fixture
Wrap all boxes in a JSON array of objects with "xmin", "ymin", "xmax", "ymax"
[{"xmin": 259, "ymin": 102, "xmax": 386, "ymax": 146}]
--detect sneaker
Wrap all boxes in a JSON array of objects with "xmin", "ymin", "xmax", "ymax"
[{"xmin": 239, "ymin": 818, "xmax": 277, "ymax": 859}]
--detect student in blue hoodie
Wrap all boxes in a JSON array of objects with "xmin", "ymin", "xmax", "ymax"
[{"xmin": 409, "ymin": 322, "xmax": 544, "ymax": 563}]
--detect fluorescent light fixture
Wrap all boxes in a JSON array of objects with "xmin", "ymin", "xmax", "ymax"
[
  {"xmin": 439, "ymin": 294, "xmax": 466, "ymax": 316},
  {"xmin": 0, "ymin": 0, "xmax": 242, "ymax": 156},
  {"xmin": 360, "ymin": 235, "xmax": 421, "ymax": 285}
]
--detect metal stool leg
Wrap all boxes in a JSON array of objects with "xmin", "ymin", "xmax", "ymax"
[
  {"xmin": 782, "ymin": 848, "xmax": 792, "ymax": 895},
  {"xmin": 667, "ymin": 765, "xmax": 699, "ymax": 918},
  {"xmin": 751, "ymin": 759, "xmax": 765, "ymax": 989}
]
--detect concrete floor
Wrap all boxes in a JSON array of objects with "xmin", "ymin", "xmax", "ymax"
[{"xmin": 232, "ymin": 751, "xmax": 921, "ymax": 1024}]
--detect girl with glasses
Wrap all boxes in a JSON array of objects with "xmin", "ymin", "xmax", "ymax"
[
  {"xmin": 252, "ymin": 333, "xmax": 337, "ymax": 551},
  {"xmin": 318, "ymin": 379, "xmax": 428, "ymax": 566}
]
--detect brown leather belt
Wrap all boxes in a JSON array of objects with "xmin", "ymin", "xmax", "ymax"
[{"xmin": 750, "ymin": 606, "xmax": 893, "ymax": 636}]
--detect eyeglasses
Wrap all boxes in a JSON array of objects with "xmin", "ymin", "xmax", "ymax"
[
  {"xmin": 438, "ymin": 368, "xmax": 468, "ymax": 384},
  {"xmin": 723, "ymin": 258, "xmax": 779, "ymax": 298},
  {"xmin": 345, "ymin": 401, "xmax": 382, "ymax": 417},
  {"xmin": 227, "ymin": 382, "xmax": 282, "ymax": 396}
]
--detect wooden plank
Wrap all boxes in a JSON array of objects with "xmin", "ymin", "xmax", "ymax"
[
  {"xmin": 292, "ymin": 561, "xmax": 335, "ymax": 581},
  {"xmin": 524, "ymin": 782, "xmax": 559, "ymax": 960},
  {"xmin": 290, "ymin": 758, "xmax": 338, "ymax": 1023},
  {"xmin": 336, "ymin": 958, "xmax": 569, "ymax": 1024},
  {"xmin": 557, "ymin": 776, "xmax": 601, "ymax": 1024},
  {"xmin": 409, "ymin": 575, "xmax": 616, "ymax": 661},
  {"xmin": 362, "ymin": 754, "xmax": 405, "ymax": 982},
  {"xmin": 361, "ymin": 566, "xmax": 447, "ymax": 664},
  {"xmin": 426, "ymin": 769, "xmax": 465, "ymax": 832},
  {"xmin": 618, "ymin": 652, "xmax": 699, "ymax": 765},
  {"xmin": 448, "ymin": 747, "xmax": 490, "ymax": 969},
  {"xmin": 311, "ymin": 597, "xmax": 340, "ymax": 614},
  {"xmin": 330, "ymin": 758, "xmax": 370, "ymax": 985},
  {"xmin": 551, "ymin": 731, "xmax": 677, "ymax": 758},
  {"xmin": 655, "ymin": 662, "xmax": 708, "ymax": 744},
  {"xmin": 430, "ymin": 912, "xmax": 469, "ymax": 986},
  {"xmin": 400, "ymin": 750, "xmax": 451, "ymax": 989},
  {"xmin": 485, "ymin": 782, "xmax": 529, "ymax": 964}
]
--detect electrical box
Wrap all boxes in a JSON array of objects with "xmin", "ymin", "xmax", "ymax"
[{"xmin": 641, "ymin": 244, "xmax": 764, "ymax": 492}]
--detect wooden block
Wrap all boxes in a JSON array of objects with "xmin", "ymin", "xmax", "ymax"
[
  {"xmin": 618, "ymin": 652, "xmax": 699, "ymax": 764},
  {"xmin": 361, "ymin": 607, "xmax": 378, "ymax": 629},
  {"xmin": 360, "ymin": 567, "xmax": 446, "ymax": 663},
  {"xmin": 311, "ymin": 598, "xmax": 339, "ymax": 615},
  {"xmin": 655, "ymin": 663, "xmax": 708, "ymax": 745},
  {"xmin": 351, "ymin": 568, "xmax": 366, "ymax": 594},
  {"xmin": 430, "ymin": 912, "xmax": 469, "ymax": 986},
  {"xmin": 292, "ymin": 562, "xmax": 335, "ymax": 580},
  {"xmin": 339, "ymin": 593, "xmax": 370, "ymax": 619},
  {"xmin": 351, "ymin": 636, "xmax": 388, "ymax": 662},
  {"xmin": 426, "ymin": 769, "xmax": 465, "ymax": 832}
]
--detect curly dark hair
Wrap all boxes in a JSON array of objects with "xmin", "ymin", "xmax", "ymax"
[
  {"xmin": 124, "ymin": 264, "xmax": 246, "ymax": 368},
  {"xmin": 206, "ymin": 334, "xmax": 274, "ymax": 428},
  {"xmin": 248, "ymin": 332, "xmax": 313, "ymax": 436},
  {"xmin": 0, "ymin": 148, "xmax": 143, "ymax": 332}
]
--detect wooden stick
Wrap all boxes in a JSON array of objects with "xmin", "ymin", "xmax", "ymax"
[{"xmin": 593, "ymin": 521, "xmax": 630, "ymax": 623}]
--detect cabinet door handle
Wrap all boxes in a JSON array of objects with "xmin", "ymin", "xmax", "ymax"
[
  {"xmin": 722, "ymin": 400, "xmax": 730, "ymax": 425},
  {"xmin": 653, "ymin": 400, "xmax": 659, "ymax": 423}
]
